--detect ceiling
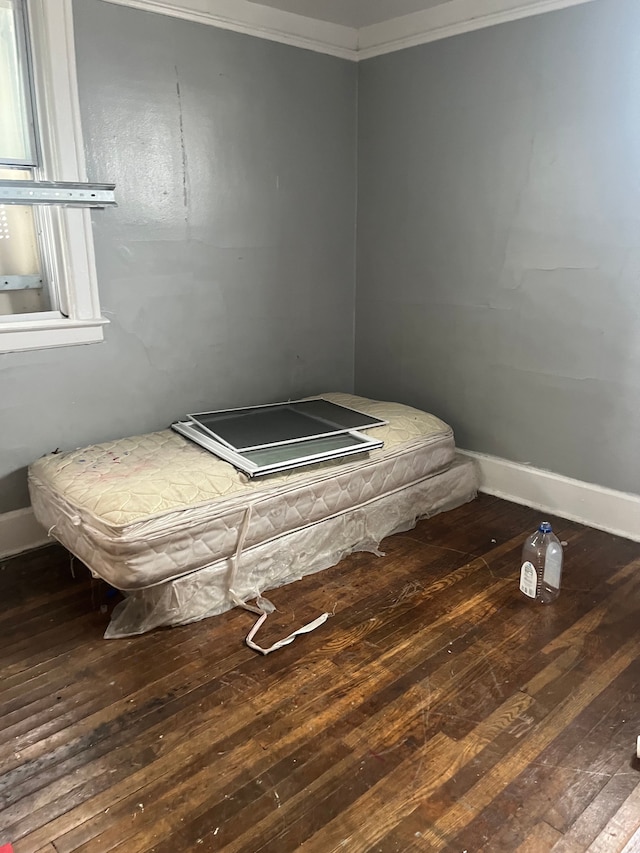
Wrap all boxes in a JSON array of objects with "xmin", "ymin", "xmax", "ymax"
[{"xmin": 244, "ymin": 0, "xmax": 449, "ymax": 29}]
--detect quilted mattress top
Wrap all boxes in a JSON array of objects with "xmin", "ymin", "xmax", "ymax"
[{"xmin": 29, "ymin": 393, "xmax": 451, "ymax": 527}]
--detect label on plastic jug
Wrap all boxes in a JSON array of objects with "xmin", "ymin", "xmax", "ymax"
[{"xmin": 520, "ymin": 561, "xmax": 537, "ymax": 598}]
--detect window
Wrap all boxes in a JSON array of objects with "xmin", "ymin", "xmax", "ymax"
[
  {"xmin": 0, "ymin": 0, "xmax": 108, "ymax": 353},
  {"xmin": 172, "ymin": 399, "xmax": 386, "ymax": 477}
]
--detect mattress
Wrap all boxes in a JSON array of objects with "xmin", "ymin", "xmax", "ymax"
[
  {"xmin": 29, "ymin": 393, "xmax": 478, "ymax": 637},
  {"xmin": 104, "ymin": 456, "xmax": 478, "ymax": 638}
]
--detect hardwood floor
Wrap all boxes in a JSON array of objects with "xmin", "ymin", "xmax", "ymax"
[{"xmin": 1, "ymin": 494, "xmax": 639, "ymax": 852}]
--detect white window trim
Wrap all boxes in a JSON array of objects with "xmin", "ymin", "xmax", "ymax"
[{"xmin": 0, "ymin": 0, "xmax": 108, "ymax": 354}]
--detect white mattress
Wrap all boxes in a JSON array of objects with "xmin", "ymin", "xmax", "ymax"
[{"xmin": 29, "ymin": 394, "xmax": 461, "ymax": 592}]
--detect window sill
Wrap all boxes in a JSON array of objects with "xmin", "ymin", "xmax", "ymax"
[{"xmin": 0, "ymin": 315, "xmax": 108, "ymax": 353}]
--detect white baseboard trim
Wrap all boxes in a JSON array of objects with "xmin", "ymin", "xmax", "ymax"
[
  {"xmin": 460, "ymin": 450, "xmax": 640, "ymax": 543},
  {"xmin": 0, "ymin": 507, "xmax": 50, "ymax": 560}
]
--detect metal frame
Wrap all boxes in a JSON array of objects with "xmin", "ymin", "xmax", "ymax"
[
  {"xmin": 172, "ymin": 420, "xmax": 383, "ymax": 478},
  {"xmin": 0, "ymin": 274, "xmax": 42, "ymax": 290},
  {"xmin": 0, "ymin": 179, "xmax": 116, "ymax": 207},
  {"xmin": 187, "ymin": 398, "xmax": 387, "ymax": 452}
]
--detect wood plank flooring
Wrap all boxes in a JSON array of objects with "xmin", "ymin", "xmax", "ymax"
[{"xmin": 0, "ymin": 495, "xmax": 639, "ymax": 852}]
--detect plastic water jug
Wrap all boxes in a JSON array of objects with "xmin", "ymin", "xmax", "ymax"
[{"xmin": 519, "ymin": 521, "xmax": 563, "ymax": 604}]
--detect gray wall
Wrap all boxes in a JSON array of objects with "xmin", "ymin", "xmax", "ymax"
[
  {"xmin": 4, "ymin": 0, "xmax": 639, "ymax": 515},
  {"xmin": 0, "ymin": 0, "xmax": 357, "ymax": 513},
  {"xmin": 355, "ymin": 0, "xmax": 640, "ymax": 494}
]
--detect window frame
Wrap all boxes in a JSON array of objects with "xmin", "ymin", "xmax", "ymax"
[
  {"xmin": 172, "ymin": 399, "xmax": 387, "ymax": 478},
  {"xmin": 0, "ymin": 0, "xmax": 107, "ymax": 353}
]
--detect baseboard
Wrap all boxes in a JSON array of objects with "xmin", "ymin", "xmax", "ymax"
[
  {"xmin": 0, "ymin": 507, "xmax": 50, "ymax": 560},
  {"xmin": 460, "ymin": 450, "xmax": 640, "ymax": 543}
]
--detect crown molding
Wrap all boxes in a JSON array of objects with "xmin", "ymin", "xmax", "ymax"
[
  {"xmin": 99, "ymin": 0, "xmax": 596, "ymax": 60},
  {"xmin": 99, "ymin": 0, "xmax": 358, "ymax": 59},
  {"xmin": 357, "ymin": 0, "xmax": 597, "ymax": 59}
]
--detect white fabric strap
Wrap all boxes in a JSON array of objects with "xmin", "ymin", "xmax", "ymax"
[
  {"xmin": 227, "ymin": 504, "xmax": 331, "ymax": 655},
  {"xmin": 245, "ymin": 609, "xmax": 331, "ymax": 656}
]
